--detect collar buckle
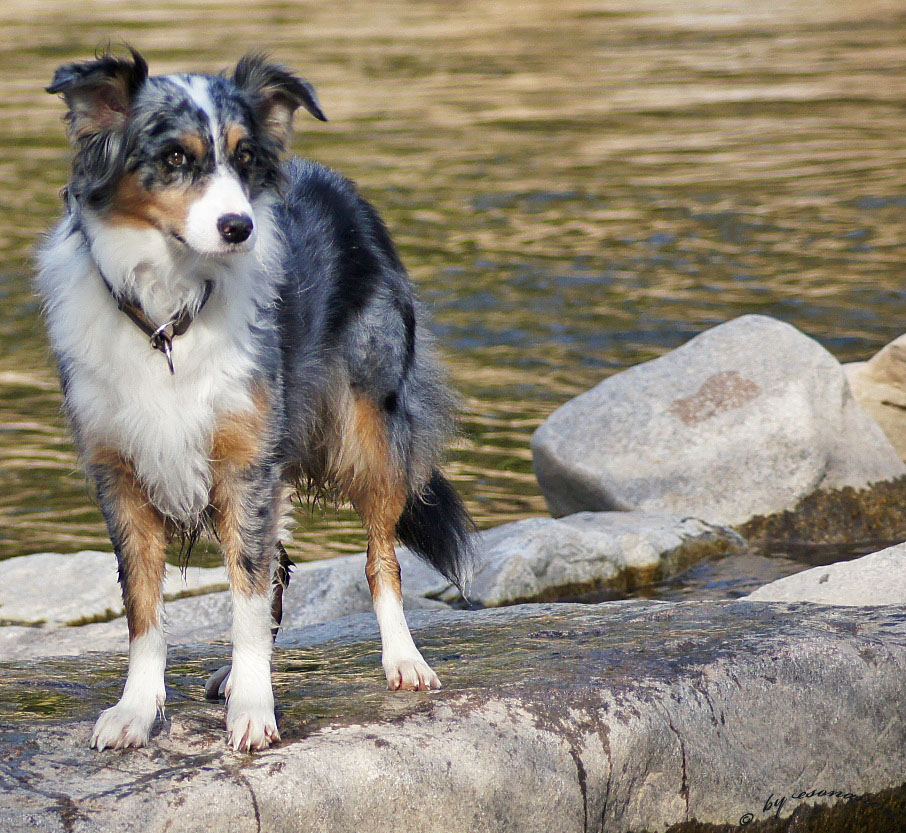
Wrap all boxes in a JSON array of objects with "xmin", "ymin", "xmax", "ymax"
[{"xmin": 149, "ymin": 322, "xmax": 177, "ymax": 375}]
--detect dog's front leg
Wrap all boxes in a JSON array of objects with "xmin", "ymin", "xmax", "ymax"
[
  {"xmin": 89, "ymin": 452, "xmax": 168, "ymax": 750},
  {"xmin": 211, "ymin": 447, "xmax": 281, "ymax": 752}
]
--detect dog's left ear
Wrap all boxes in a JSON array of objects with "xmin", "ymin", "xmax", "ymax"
[
  {"xmin": 233, "ymin": 54, "xmax": 327, "ymax": 149},
  {"xmin": 46, "ymin": 47, "xmax": 148, "ymax": 144}
]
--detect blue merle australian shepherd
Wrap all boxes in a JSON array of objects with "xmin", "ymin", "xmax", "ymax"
[{"xmin": 36, "ymin": 48, "xmax": 476, "ymax": 752}]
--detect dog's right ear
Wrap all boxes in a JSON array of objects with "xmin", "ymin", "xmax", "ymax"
[{"xmin": 46, "ymin": 47, "xmax": 148, "ymax": 144}]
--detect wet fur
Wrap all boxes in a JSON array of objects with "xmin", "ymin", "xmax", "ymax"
[{"xmin": 36, "ymin": 48, "xmax": 477, "ymax": 751}]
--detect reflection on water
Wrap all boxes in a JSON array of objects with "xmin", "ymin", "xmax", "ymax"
[{"xmin": 2, "ymin": 1, "xmax": 906, "ymax": 568}]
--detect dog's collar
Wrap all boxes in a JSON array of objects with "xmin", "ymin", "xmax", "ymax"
[
  {"xmin": 97, "ymin": 272, "xmax": 214, "ymax": 375},
  {"xmin": 69, "ymin": 201, "xmax": 214, "ymax": 375}
]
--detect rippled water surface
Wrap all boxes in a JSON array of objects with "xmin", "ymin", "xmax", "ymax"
[{"xmin": 2, "ymin": 0, "xmax": 906, "ymax": 567}]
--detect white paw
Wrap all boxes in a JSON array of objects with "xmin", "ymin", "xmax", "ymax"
[
  {"xmin": 90, "ymin": 700, "xmax": 158, "ymax": 751},
  {"xmin": 226, "ymin": 700, "xmax": 280, "ymax": 752},
  {"xmin": 383, "ymin": 654, "xmax": 441, "ymax": 691},
  {"xmin": 225, "ymin": 670, "xmax": 278, "ymax": 751}
]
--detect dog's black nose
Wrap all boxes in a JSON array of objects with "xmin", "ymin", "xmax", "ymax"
[{"xmin": 217, "ymin": 213, "xmax": 253, "ymax": 244}]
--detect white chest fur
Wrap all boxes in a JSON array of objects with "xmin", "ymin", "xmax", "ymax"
[{"xmin": 37, "ymin": 213, "xmax": 282, "ymax": 522}]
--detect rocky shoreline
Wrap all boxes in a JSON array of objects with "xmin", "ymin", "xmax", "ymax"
[{"xmin": 3, "ymin": 314, "xmax": 906, "ymax": 832}]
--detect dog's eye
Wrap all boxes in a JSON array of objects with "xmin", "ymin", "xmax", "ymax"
[
  {"xmin": 234, "ymin": 145, "xmax": 254, "ymax": 169},
  {"xmin": 163, "ymin": 148, "xmax": 189, "ymax": 171}
]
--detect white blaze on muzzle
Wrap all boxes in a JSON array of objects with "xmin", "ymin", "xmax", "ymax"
[{"xmin": 184, "ymin": 172, "xmax": 256, "ymax": 254}]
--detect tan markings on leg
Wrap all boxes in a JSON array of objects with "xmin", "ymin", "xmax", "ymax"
[
  {"xmin": 92, "ymin": 448, "xmax": 168, "ymax": 641},
  {"xmin": 211, "ymin": 385, "xmax": 270, "ymax": 469},
  {"xmin": 309, "ymin": 391, "xmax": 406, "ymax": 598},
  {"xmin": 326, "ymin": 393, "xmax": 438, "ymax": 691},
  {"xmin": 328, "ymin": 395, "xmax": 399, "ymax": 507},
  {"xmin": 365, "ymin": 536, "xmax": 403, "ymax": 607},
  {"xmin": 210, "ymin": 387, "xmax": 272, "ymax": 597},
  {"xmin": 336, "ymin": 396, "xmax": 407, "ymax": 604},
  {"xmin": 107, "ymin": 173, "xmax": 202, "ymax": 237}
]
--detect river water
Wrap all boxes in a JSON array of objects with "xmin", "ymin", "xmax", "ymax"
[{"xmin": 1, "ymin": 1, "xmax": 905, "ymax": 596}]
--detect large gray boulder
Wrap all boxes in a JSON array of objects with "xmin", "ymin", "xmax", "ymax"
[
  {"xmin": 531, "ymin": 315, "xmax": 906, "ymax": 532},
  {"xmin": 744, "ymin": 540, "xmax": 906, "ymax": 605},
  {"xmin": 2, "ymin": 601, "xmax": 904, "ymax": 832}
]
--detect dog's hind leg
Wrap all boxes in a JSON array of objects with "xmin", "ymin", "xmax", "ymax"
[
  {"xmin": 89, "ymin": 451, "xmax": 169, "ymax": 751},
  {"xmin": 345, "ymin": 396, "xmax": 441, "ymax": 691},
  {"xmin": 270, "ymin": 541, "xmax": 294, "ymax": 639},
  {"xmin": 365, "ymin": 506, "xmax": 440, "ymax": 691}
]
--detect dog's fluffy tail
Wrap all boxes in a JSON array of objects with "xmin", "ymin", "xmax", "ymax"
[{"xmin": 396, "ymin": 468, "xmax": 478, "ymax": 594}]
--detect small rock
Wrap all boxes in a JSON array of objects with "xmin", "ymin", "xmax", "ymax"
[
  {"xmin": 531, "ymin": 315, "xmax": 906, "ymax": 530},
  {"xmin": 744, "ymin": 541, "xmax": 906, "ymax": 605},
  {"xmin": 845, "ymin": 333, "xmax": 906, "ymax": 462},
  {"xmin": 443, "ymin": 511, "xmax": 743, "ymax": 607},
  {"xmin": 279, "ymin": 553, "xmax": 448, "ymax": 632},
  {"xmin": 0, "ymin": 620, "xmax": 127, "ymax": 659}
]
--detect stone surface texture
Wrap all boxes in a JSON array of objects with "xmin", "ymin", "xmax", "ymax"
[
  {"xmin": 0, "ymin": 551, "xmax": 229, "ymax": 626},
  {"xmin": 845, "ymin": 333, "xmax": 906, "ymax": 463},
  {"xmin": 531, "ymin": 315, "xmax": 906, "ymax": 526},
  {"xmin": 1, "ymin": 601, "xmax": 904, "ymax": 833},
  {"xmin": 744, "ymin": 540, "xmax": 906, "ymax": 605}
]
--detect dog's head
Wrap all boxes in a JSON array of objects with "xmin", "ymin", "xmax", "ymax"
[{"xmin": 47, "ymin": 48, "xmax": 326, "ymax": 255}]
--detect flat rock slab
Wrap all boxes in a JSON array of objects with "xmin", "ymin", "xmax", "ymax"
[
  {"xmin": 745, "ymin": 540, "xmax": 906, "ymax": 605},
  {"xmin": 1, "ymin": 601, "xmax": 905, "ymax": 832},
  {"xmin": 532, "ymin": 315, "xmax": 906, "ymax": 534},
  {"xmin": 0, "ymin": 551, "xmax": 229, "ymax": 627}
]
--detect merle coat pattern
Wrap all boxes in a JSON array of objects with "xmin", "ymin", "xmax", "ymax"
[{"xmin": 37, "ymin": 49, "xmax": 476, "ymax": 752}]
